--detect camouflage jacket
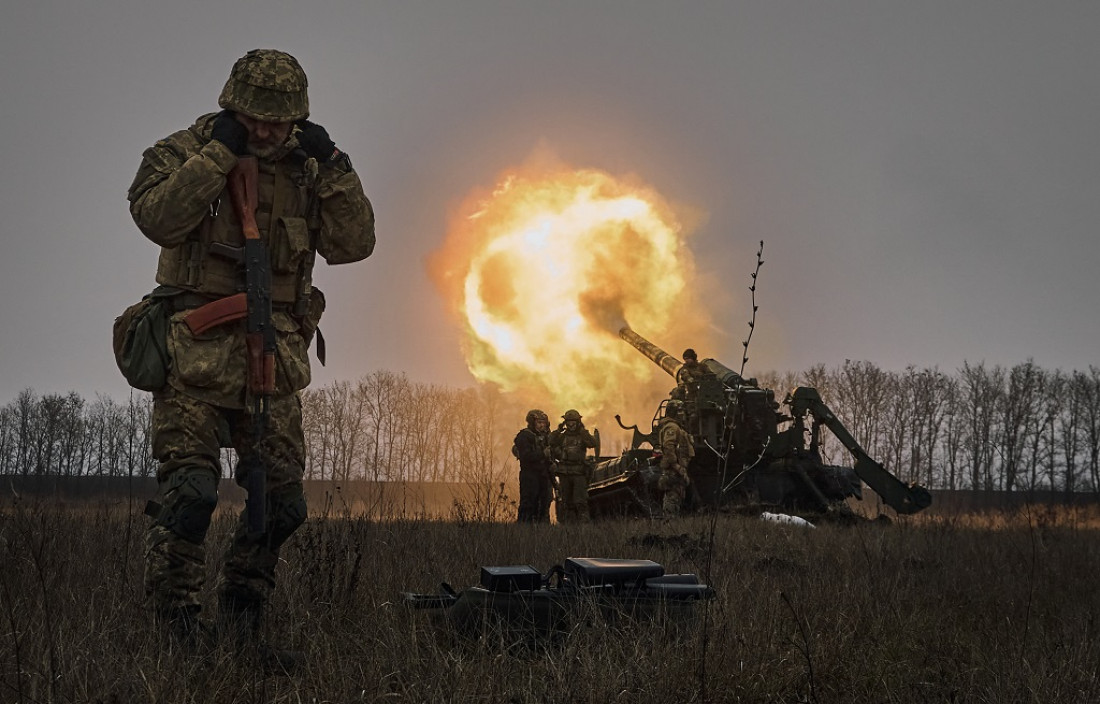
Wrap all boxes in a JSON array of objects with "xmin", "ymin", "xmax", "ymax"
[
  {"xmin": 658, "ymin": 418, "xmax": 694, "ymax": 471},
  {"xmin": 676, "ymin": 360, "xmax": 714, "ymax": 389},
  {"xmin": 127, "ymin": 114, "xmax": 376, "ymax": 408},
  {"xmin": 549, "ymin": 425, "xmax": 597, "ymax": 470}
]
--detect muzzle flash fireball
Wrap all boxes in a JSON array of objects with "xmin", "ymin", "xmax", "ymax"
[{"xmin": 428, "ymin": 162, "xmax": 712, "ymax": 417}]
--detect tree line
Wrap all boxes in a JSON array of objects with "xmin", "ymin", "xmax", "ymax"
[
  {"xmin": 2, "ymin": 361, "xmax": 1100, "ymax": 495},
  {"xmin": 0, "ymin": 373, "xmax": 522, "ymax": 491}
]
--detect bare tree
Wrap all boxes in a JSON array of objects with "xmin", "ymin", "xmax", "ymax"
[
  {"xmin": 999, "ymin": 361, "xmax": 1044, "ymax": 493},
  {"xmin": 1057, "ymin": 372, "xmax": 1084, "ymax": 494},
  {"xmin": 834, "ymin": 360, "xmax": 892, "ymax": 468},
  {"xmin": 1029, "ymin": 371, "xmax": 1064, "ymax": 492},
  {"xmin": 907, "ymin": 367, "xmax": 952, "ymax": 489},
  {"xmin": 11, "ymin": 388, "xmax": 37, "ymax": 477},
  {"xmin": 959, "ymin": 362, "xmax": 1005, "ymax": 491},
  {"xmin": 329, "ymin": 380, "xmax": 372, "ymax": 483},
  {"xmin": 940, "ymin": 378, "xmax": 966, "ymax": 490},
  {"xmin": 0, "ymin": 404, "xmax": 14, "ymax": 475},
  {"xmin": 123, "ymin": 392, "xmax": 156, "ymax": 478},
  {"xmin": 1078, "ymin": 367, "xmax": 1100, "ymax": 493}
]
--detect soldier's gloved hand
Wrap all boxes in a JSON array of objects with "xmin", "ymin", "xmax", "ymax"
[
  {"xmin": 211, "ymin": 110, "xmax": 249, "ymax": 156},
  {"xmin": 296, "ymin": 119, "xmax": 340, "ymax": 162}
]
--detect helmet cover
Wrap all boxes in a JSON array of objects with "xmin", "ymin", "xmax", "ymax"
[{"xmin": 218, "ymin": 49, "xmax": 309, "ymax": 121}]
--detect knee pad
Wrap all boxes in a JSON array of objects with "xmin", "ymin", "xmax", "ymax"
[
  {"xmin": 267, "ymin": 485, "xmax": 307, "ymax": 549},
  {"xmin": 156, "ymin": 468, "xmax": 218, "ymax": 544}
]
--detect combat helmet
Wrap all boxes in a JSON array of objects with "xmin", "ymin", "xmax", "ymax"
[
  {"xmin": 665, "ymin": 400, "xmax": 684, "ymax": 419},
  {"xmin": 219, "ymin": 49, "xmax": 309, "ymax": 122},
  {"xmin": 562, "ymin": 409, "xmax": 582, "ymax": 422},
  {"xmin": 525, "ymin": 409, "xmax": 548, "ymax": 426},
  {"xmin": 682, "ymin": 348, "xmax": 698, "ymax": 361}
]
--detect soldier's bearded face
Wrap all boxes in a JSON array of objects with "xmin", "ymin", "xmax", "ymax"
[
  {"xmin": 536, "ymin": 419, "xmax": 549, "ymax": 432},
  {"xmin": 234, "ymin": 113, "xmax": 293, "ymax": 159}
]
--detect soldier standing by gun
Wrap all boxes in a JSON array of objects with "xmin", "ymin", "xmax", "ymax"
[
  {"xmin": 514, "ymin": 409, "xmax": 554, "ymax": 523},
  {"xmin": 675, "ymin": 348, "xmax": 714, "ymax": 433},
  {"xmin": 657, "ymin": 400, "xmax": 695, "ymax": 517},
  {"xmin": 127, "ymin": 49, "xmax": 375, "ymax": 648},
  {"xmin": 549, "ymin": 409, "xmax": 598, "ymax": 523}
]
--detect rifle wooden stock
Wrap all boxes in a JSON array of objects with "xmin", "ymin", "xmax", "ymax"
[{"xmin": 246, "ymin": 332, "xmax": 276, "ymax": 395}]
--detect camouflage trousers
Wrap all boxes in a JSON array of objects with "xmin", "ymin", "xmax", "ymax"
[
  {"xmin": 659, "ymin": 468, "xmax": 688, "ymax": 517},
  {"xmin": 554, "ymin": 466, "xmax": 590, "ymax": 523},
  {"xmin": 145, "ymin": 386, "xmax": 307, "ymax": 613}
]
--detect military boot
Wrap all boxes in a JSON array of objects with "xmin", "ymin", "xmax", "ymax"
[
  {"xmin": 155, "ymin": 605, "xmax": 212, "ymax": 653},
  {"xmin": 217, "ymin": 593, "xmax": 305, "ymax": 674},
  {"xmin": 216, "ymin": 592, "xmax": 263, "ymax": 644}
]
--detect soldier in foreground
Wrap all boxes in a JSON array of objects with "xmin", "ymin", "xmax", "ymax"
[
  {"xmin": 549, "ymin": 409, "xmax": 598, "ymax": 523},
  {"xmin": 514, "ymin": 409, "xmax": 554, "ymax": 523},
  {"xmin": 127, "ymin": 49, "xmax": 375, "ymax": 648},
  {"xmin": 657, "ymin": 401, "xmax": 695, "ymax": 517}
]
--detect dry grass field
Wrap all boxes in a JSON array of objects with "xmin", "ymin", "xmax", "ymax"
[{"xmin": 1, "ymin": 494, "xmax": 1098, "ymax": 703}]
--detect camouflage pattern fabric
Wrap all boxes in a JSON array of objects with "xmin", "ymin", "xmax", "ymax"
[
  {"xmin": 218, "ymin": 49, "xmax": 309, "ymax": 122},
  {"xmin": 550, "ymin": 424, "xmax": 597, "ymax": 522},
  {"xmin": 675, "ymin": 359, "xmax": 715, "ymax": 419},
  {"xmin": 132, "ymin": 50, "xmax": 375, "ymax": 641},
  {"xmin": 549, "ymin": 424, "xmax": 597, "ymax": 468},
  {"xmin": 145, "ymin": 386, "xmax": 306, "ymax": 611},
  {"xmin": 162, "ymin": 307, "xmax": 311, "ymax": 409},
  {"xmin": 675, "ymin": 358, "xmax": 712, "ymax": 387},
  {"xmin": 135, "ymin": 128, "xmax": 365, "ymax": 595},
  {"xmin": 555, "ymin": 474, "xmax": 590, "ymax": 523},
  {"xmin": 659, "ymin": 471, "xmax": 688, "ymax": 517},
  {"xmin": 129, "ymin": 113, "xmax": 375, "ymax": 311},
  {"xmin": 658, "ymin": 417, "xmax": 694, "ymax": 517},
  {"xmin": 659, "ymin": 417, "xmax": 695, "ymax": 470},
  {"xmin": 128, "ymin": 107, "xmax": 374, "ymax": 412}
]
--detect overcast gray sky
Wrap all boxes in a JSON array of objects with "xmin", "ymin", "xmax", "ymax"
[{"xmin": 2, "ymin": 1, "xmax": 1097, "ymax": 404}]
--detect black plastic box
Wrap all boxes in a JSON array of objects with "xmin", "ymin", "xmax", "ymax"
[
  {"xmin": 563, "ymin": 557, "xmax": 665, "ymax": 586},
  {"xmin": 480, "ymin": 565, "xmax": 542, "ymax": 592}
]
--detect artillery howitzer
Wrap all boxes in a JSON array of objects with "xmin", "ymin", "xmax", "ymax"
[{"xmin": 587, "ymin": 327, "xmax": 933, "ymax": 519}]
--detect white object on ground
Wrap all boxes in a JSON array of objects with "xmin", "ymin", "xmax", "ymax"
[{"xmin": 760, "ymin": 512, "xmax": 816, "ymax": 528}]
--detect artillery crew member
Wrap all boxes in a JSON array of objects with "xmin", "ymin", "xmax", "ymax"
[
  {"xmin": 675, "ymin": 348, "xmax": 714, "ymax": 432},
  {"xmin": 549, "ymin": 409, "xmax": 598, "ymax": 523},
  {"xmin": 658, "ymin": 400, "xmax": 695, "ymax": 517},
  {"xmin": 127, "ymin": 49, "xmax": 375, "ymax": 646},
  {"xmin": 676, "ymin": 348, "xmax": 713, "ymax": 389},
  {"xmin": 514, "ymin": 409, "xmax": 554, "ymax": 523}
]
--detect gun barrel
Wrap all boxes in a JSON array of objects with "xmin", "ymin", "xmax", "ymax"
[
  {"xmin": 618, "ymin": 327, "xmax": 682, "ymax": 379},
  {"xmin": 703, "ymin": 359, "xmax": 745, "ymax": 388}
]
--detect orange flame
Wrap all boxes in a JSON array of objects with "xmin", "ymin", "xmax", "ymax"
[{"xmin": 428, "ymin": 155, "xmax": 714, "ymax": 429}]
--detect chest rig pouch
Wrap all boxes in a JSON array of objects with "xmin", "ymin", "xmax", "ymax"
[
  {"xmin": 158, "ymin": 152, "xmax": 327, "ymax": 365},
  {"xmin": 162, "ymin": 152, "xmax": 319, "ymax": 300}
]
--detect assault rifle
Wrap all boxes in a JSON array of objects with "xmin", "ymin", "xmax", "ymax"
[{"xmin": 229, "ymin": 155, "xmax": 275, "ymax": 540}]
